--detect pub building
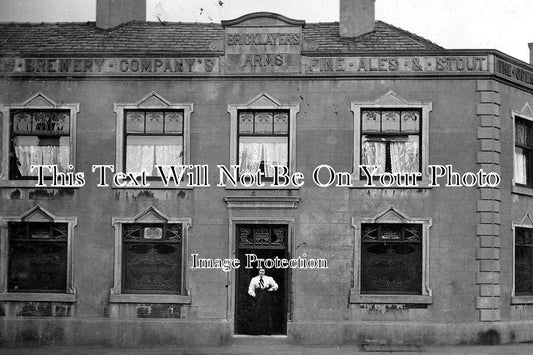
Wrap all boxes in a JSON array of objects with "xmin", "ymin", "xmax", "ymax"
[{"xmin": 1, "ymin": 0, "xmax": 533, "ymax": 347}]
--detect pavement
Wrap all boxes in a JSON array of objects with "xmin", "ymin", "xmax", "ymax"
[{"xmin": 3, "ymin": 343, "xmax": 533, "ymax": 355}]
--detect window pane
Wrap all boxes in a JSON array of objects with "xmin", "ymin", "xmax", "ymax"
[
  {"xmin": 123, "ymin": 225, "xmax": 142, "ymax": 241},
  {"xmin": 381, "ymin": 225, "xmax": 402, "ymax": 240},
  {"xmin": 516, "ymin": 121, "xmax": 527, "ymax": 145},
  {"xmin": 51, "ymin": 112, "xmax": 70, "ymax": 133},
  {"xmin": 32, "ymin": 111, "xmax": 51, "ymax": 132},
  {"xmin": 254, "ymin": 112, "xmax": 273, "ymax": 134},
  {"xmin": 361, "ymin": 242, "xmax": 422, "ymax": 294},
  {"xmin": 401, "ymin": 111, "xmax": 420, "ymax": 133},
  {"xmin": 515, "ymin": 147, "xmax": 528, "ymax": 185},
  {"xmin": 516, "ymin": 119, "xmax": 533, "ymax": 146},
  {"xmin": 404, "ymin": 225, "xmax": 422, "ymax": 241},
  {"xmin": 361, "ymin": 225, "xmax": 379, "ymax": 241},
  {"xmin": 361, "ymin": 224, "xmax": 422, "ymax": 294},
  {"xmin": 126, "ymin": 136, "xmax": 183, "ymax": 176},
  {"xmin": 237, "ymin": 224, "xmax": 287, "ymax": 248},
  {"xmin": 361, "ymin": 139, "xmax": 386, "ymax": 174},
  {"xmin": 145, "ymin": 112, "xmax": 164, "ymax": 133},
  {"xmin": 381, "ymin": 111, "xmax": 400, "ymax": 132},
  {"xmin": 28, "ymin": 223, "xmax": 52, "ymax": 239},
  {"xmin": 390, "ymin": 137, "xmax": 419, "ymax": 173},
  {"xmin": 167, "ymin": 224, "xmax": 183, "ymax": 241},
  {"xmin": 517, "ymin": 227, "xmax": 533, "ymax": 245},
  {"xmin": 13, "ymin": 112, "xmax": 32, "ymax": 133},
  {"xmin": 361, "ymin": 110, "xmax": 381, "ymax": 132},
  {"xmin": 11, "ymin": 110, "xmax": 71, "ymax": 179},
  {"xmin": 273, "ymin": 112, "xmax": 288, "ymax": 134},
  {"xmin": 144, "ymin": 226, "xmax": 163, "ymax": 240},
  {"xmin": 164, "ymin": 112, "xmax": 183, "ymax": 133},
  {"xmin": 239, "ymin": 136, "xmax": 288, "ymax": 177},
  {"xmin": 123, "ymin": 242, "xmax": 181, "ymax": 293},
  {"xmin": 239, "ymin": 112, "xmax": 254, "ymax": 133},
  {"xmin": 13, "ymin": 136, "xmax": 70, "ymax": 177},
  {"xmin": 516, "ymin": 241, "xmax": 533, "ymax": 295},
  {"xmin": 8, "ymin": 223, "xmax": 68, "ymax": 293},
  {"xmin": 126, "ymin": 111, "xmax": 145, "ymax": 133}
]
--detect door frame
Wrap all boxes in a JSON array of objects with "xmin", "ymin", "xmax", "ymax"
[{"xmin": 227, "ymin": 217, "xmax": 295, "ymax": 334}]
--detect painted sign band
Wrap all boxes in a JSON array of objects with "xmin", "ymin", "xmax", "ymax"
[{"xmin": 0, "ymin": 57, "xmax": 219, "ymax": 74}]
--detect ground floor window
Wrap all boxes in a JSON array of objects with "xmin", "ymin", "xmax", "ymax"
[
  {"xmin": 122, "ymin": 223, "xmax": 183, "ymax": 294},
  {"xmin": 350, "ymin": 207, "xmax": 432, "ymax": 304},
  {"xmin": 110, "ymin": 207, "xmax": 191, "ymax": 303},
  {"xmin": 515, "ymin": 227, "xmax": 533, "ymax": 295},
  {"xmin": 0, "ymin": 206, "xmax": 77, "ymax": 302},
  {"xmin": 361, "ymin": 223, "xmax": 422, "ymax": 294},
  {"xmin": 8, "ymin": 222, "xmax": 68, "ymax": 292}
]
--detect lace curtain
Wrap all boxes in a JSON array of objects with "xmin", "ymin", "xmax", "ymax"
[
  {"xmin": 361, "ymin": 140, "xmax": 419, "ymax": 173},
  {"xmin": 239, "ymin": 137, "xmax": 288, "ymax": 177},
  {"xmin": 361, "ymin": 142, "xmax": 386, "ymax": 174},
  {"xmin": 14, "ymin": 137, "xmax": 69, "ymax": 176},
  {"xmin": 126, "ymin": 144, "xmax": 183, "ymax": 176},
  {"xmin": 515, "ymin": 148, "xmax": 527, "ymax": 185},
  {"xmin": 390, "ymin": 142, "xmax": 419, "ymax": 173}
]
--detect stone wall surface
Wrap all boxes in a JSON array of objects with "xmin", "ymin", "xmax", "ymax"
[{"xmin": 0, "ymin": 75, "xmax": 531, "ymax": 346}]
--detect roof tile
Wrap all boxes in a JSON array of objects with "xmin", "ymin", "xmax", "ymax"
[{"xmin": 0, "ymin": 20, "xmax": 443, "ymax": 55}]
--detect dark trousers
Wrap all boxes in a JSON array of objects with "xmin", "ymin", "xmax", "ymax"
[{"xmin": 253, "ymin": 288, "xmax": 273, "ymax": 335}]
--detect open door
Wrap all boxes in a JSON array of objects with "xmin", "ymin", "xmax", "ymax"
[{"xmin": 235, "ymin": 224, "xmax": 288, "ymax": 335}]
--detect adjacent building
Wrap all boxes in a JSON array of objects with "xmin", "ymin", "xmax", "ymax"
[{"xmin": 1, "ymin": 0, "xmax": 533, "ymax": 347}]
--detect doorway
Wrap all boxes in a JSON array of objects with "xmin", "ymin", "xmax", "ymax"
[{"xmin": 235, "ymin": 224, "xmax": 288, "ymax": 335}]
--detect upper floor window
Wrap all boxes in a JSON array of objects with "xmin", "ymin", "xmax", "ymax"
[
  {"xmin": 124, "ymin": 109, "xmax": 184, "ymax": 177},
  {"xmin": 360, "ymin": 109, "xmax": 421, "ymax": 175},
  {"xmin": 228, "ymin": 92, "xmax": 299, "ymax": 187},
  {"xmin": 10, "ymin": 109, "xmax": 70, "ymax": 179},
  {"xmin": 114, "ymin": 92, "xmax": 192, "ymax": 186},
  {"xmin": 352, "ymin": 91, "xmax": 432, "ymax": 183},
  {"xmin": 1, "ymin": 93, "xmax": 78, "ymax": 185},
  {"xmin": 238, "ymin": 110, "xmax": 289, "ymax": 178},
  {"xmin": 515, "ymin": 117, "xmax": 533, "ymax": 187}
]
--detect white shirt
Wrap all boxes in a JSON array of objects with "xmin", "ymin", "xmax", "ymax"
[{"xmin": 248, "ymin": 275, "xmax": 278, "ymax": 297}]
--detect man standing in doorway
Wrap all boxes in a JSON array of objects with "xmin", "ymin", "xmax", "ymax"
[{"xmin": 248, "ymin": 268, "xmax": 278, "ymax": 335}]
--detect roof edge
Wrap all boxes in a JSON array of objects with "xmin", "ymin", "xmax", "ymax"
[
  {"xmin": 377, "ymin": 20, "xmax": 443, "ymax": 50},
  {"xmin": 221, "ymin": 12, "xmax": 305, "ymax": 27}
]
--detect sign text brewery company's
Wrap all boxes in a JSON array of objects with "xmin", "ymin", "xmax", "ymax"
[{"xmin": 9, "ymin": 57, "xmax": 219, "ymax": 74}]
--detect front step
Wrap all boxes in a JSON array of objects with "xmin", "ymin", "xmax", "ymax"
[{"xmin": 232, "ymin": 335, "xmax": 289, "ymax": 346}]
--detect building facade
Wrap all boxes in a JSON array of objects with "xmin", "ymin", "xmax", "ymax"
[{"xmin": 1, "ymin": 0, "xmax": 533, "ymax": 347}]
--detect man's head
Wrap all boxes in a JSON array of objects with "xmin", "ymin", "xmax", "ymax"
[{"xmin": 258, "ymin": 268, "xmax": 265, "ymax": 276}]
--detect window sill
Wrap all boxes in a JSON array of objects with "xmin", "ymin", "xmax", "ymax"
[
  {"xmin": 110, "ymin": 179, "xmax": 195, "ymax": 189},
  {"xmin": 512, "ymin": 185, "xmax": 533, "ymax": 197},
  {"xmin": 0, "ymin": 180, "xmax": 82, "ymax": 189},
  {"xmin": 223, "ymin": 183, "xmax": 301, "ymax": 190},
  {"xmin": 109, "ymin": 294, "xmax": 192, "ymax": 304},
  {"xmin": 0, "ymin": 292, "xmax": 77, "ymax": 303},
  {"xmin": 224, "ymin": 196, "xmax": 300, "ymax": 209},
  {"xmin": 349, "ymin": 293, "xmax": 432, "ymax": 304},
  {"xmin": 111, "ymin": 185, "xmax": 193, "ymax": 190},
  {"xmin": 511, "ymin": 296, "xmax": 533, "ymax": 304},
  {"xmin": 349, "ymin": 180, "xmax": 433, "ymax": 189}
]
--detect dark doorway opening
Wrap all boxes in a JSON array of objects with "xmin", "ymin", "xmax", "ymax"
[{"xmin": 235, "ymin": 224, "xmax": 288, "ymax": 335}]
